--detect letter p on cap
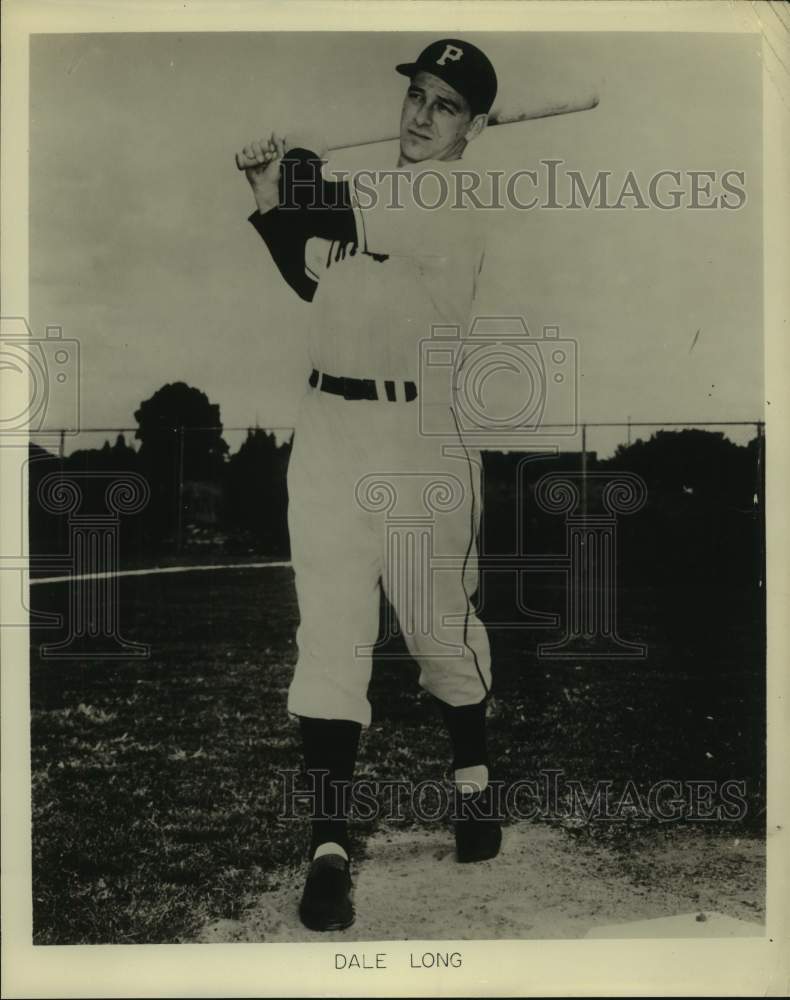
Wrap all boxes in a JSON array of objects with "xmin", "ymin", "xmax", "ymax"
[{"xmin": 436, "ymin": 44, "xmax": 463, "ymax": 66}]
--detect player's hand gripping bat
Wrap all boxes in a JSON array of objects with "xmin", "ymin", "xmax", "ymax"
[{"xmin": 235, "ymin": 91, "xmax": 599, "ymax": 170}]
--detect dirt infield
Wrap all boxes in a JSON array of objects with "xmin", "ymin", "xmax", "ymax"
[{"xmin": 196, "ymin": 824, "xmax": 764, "ymax": 943}]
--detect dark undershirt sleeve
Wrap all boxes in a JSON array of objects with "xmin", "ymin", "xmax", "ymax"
[{"xmin": 247, "ymin": 148, "xmax": 356, "ymax": 302}]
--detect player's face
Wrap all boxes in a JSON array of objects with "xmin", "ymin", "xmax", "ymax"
[{"xmin": 399, "ymin": 71, "xmax": 476, "ymax": 163}]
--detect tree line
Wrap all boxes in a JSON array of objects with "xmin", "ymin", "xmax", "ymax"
[
  {"xmin": 28, "ymin": 382, "xmax": 764, "ymax": 594},
  {"xmin": 29, "ymin": 382, "xmax": 291, "ymax": 559}
]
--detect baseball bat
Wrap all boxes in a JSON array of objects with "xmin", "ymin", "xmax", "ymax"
[{"xmin": 235, "ymin": 91, "xmax": 599, "ymax": 170}]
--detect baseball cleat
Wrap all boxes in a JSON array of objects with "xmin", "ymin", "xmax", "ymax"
[
  {"xmin": 298, "ymin": 853, "xmax": 355, "ymax": 931},
  {"xmin": 453, "ymin": 786, "xmax": 503, "ymax": 863}
]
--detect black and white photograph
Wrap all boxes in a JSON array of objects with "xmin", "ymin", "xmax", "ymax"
[{"xmin": 2, "ymin": 1, "xmax": 788, "ymax": 996}]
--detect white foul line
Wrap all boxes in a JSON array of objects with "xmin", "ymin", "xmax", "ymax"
[{"xmin": 30, "ymin": 561, "xmax": 293, "ymax": 586}]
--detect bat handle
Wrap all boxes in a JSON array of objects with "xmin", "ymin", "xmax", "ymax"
[
  {"xmin": 235, "ymin": 148, "xmax": 331, "ymax": 169},
  {"xmin": 236, "ymin": 150, "xmax": 270, "ymax": 171}
]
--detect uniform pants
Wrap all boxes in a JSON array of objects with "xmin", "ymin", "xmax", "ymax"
[{"xmin": 286, "ymin": 386, "xmax": 492, "ymax": 728}]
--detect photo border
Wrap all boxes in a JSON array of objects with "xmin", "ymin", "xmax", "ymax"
[{"xmin": 2, "ymin": 1, "xmax": 787, "ymax": 996}]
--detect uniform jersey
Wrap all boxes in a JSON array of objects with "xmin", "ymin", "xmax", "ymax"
[{"xmin": 250, "ymin": 150, "xmax": 485, "ymax": 381}]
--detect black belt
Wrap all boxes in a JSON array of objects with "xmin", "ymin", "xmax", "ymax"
[{"xmin": 309, "ymin": 369, "xmax": 417, "ymax": 402}]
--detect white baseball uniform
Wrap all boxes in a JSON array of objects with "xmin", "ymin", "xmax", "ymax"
[{"xmin": 251, "ymin": 155, "xmax": 492, "ymax": 727}]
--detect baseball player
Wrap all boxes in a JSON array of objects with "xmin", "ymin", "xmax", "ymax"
[{"xmin": 239, "ymin": 39, "xmax": 501, "ymax": 932}]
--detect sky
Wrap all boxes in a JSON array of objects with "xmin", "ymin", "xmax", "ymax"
[{"xmin": 29, "ymin": 30, "xmax": 763, "ymax": 457}]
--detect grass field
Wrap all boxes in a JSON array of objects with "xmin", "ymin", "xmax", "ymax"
[{"xmin": 29, "ymin": 566, "xmax": 765, "ymax": 944}]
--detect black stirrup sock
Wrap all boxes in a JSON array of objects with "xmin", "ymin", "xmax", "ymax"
[
  {"xmin": 438, "ymin": 698, "xmax": 490, "ymax": 772},
  {"xmin": 298, "ymin": 716, "xmax": 361, "ymax": 857}
]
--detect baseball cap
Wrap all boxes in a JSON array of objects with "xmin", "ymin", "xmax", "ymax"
[{"xmin": 396, "ymin": 38, "xmax": 498, "ymax": 116}]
